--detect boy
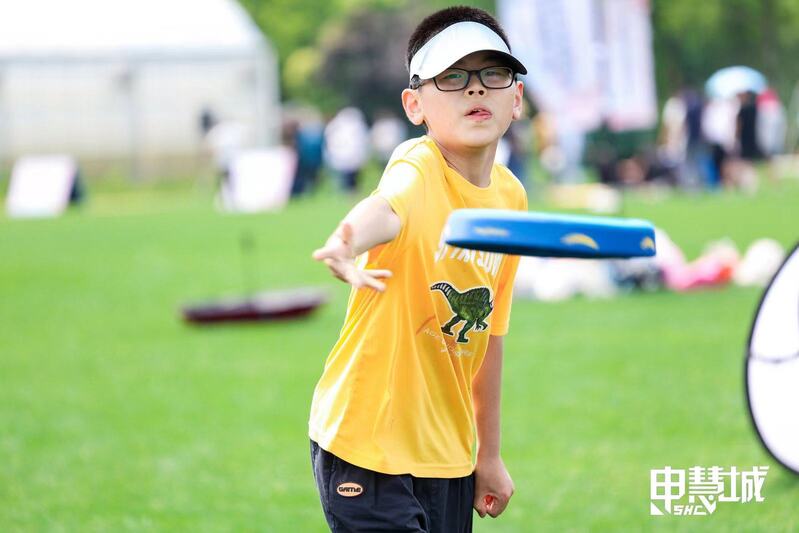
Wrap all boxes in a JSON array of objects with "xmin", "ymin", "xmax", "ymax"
[{"xmin": 309, "ymin": 6, "xmax": 527, "ymax": 532}]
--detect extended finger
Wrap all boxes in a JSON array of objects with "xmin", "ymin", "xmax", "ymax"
[
  {"xmin": 351, "ymin": 269, "xmax": 386, "ymax": 292},
  {"xmin": 364, "ymin": 269, "xmax": 393, "ymax": 279},
  {"xmin": 312, "ymin": 246, "xmax": 335, "ymax": 261},
  {"xmin": 361, "ymin": 275, "xmax": 387, "ymax": 292},
  {"xmin": 313, "ymin": 243, "xmax": 348, "ymax": 261}
]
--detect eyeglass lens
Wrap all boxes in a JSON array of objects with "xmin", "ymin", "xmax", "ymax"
[{"xmin": 433, "ymin": 67, "xmax": 514, "ymax": 91}]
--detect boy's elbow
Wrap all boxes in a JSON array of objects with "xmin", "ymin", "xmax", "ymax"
[
  {"xmin": 385, "ymin": 207, "xmax": 402, "ymax": 242},
  {"xmin": 373, "ymin": 196, "xmax": 402, "ymax": 243}
]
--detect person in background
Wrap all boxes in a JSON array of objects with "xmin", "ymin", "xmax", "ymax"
[
  {"xmin": 324, "ymin": 107, "xmax": 370, "ymax": 194},
  {"xmin": 702, "ymin": 95, "xmax": 739, "ymax": 188},
  {"xmin": 371, "ymin": 110, "xmax": 408, "ymax": 165},
  {"xmin": 737, "ymin": 91, "xmax": 764, "ymax": 162},
  {"xmin": 659, "ymin": 92, "xmax": 687, "ymax": 175},
  {"xmin": 659, "ymin": 89, "xmax": 708, "ymax": 190},
  {"xmin": 199, "ymin": 106, "xmax": 218, "ymax": 138},
  {"xmin": 731, "ymin": 90, "xmax": 764, "ymax": 192},
  {"xmin": 204, "ymin": 119, "xmax": 248, "ymax": 183},
  {"xmin": 553, "ymin": 115, "xmax": 588, "ymax": 183},
  {"xmin": 291, "ymin": 111, "xmax": 325, "ymax": 197},
  {"xmin": 504, "ymin": 117, "xmax": 532, "ymax": 189},
  {"xmin": 757, "ymin": 89, "xmax": 787, "ymax": 153},
  {"xmin": 756, "ymin": 89, "xmax": 788, "ymax": 184},
  {"xmin": 681, "ymin": 89, "xmax": 709, "ymax": 190}
]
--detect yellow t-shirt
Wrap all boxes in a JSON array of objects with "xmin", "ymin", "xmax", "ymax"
[{"xmin": 308, "ymin": 135, "xmax": 527, "ymax": 478}]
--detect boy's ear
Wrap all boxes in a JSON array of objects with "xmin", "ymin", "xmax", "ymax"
[
  {"xmin": 401, "ymin": 88, "xmax": 425, "ymax": 126},
  {"xmin": 511, "ymin": 80, "xmax": 524, "ymax": 121}
]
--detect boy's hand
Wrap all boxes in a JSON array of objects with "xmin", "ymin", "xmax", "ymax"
[
  {"xmin": 473, "ymin": 455, "xmax": 514, "ymax": 518},
  {"xmin": 312, "ymin": 222, "xmax": 393, "ymax": 292}
]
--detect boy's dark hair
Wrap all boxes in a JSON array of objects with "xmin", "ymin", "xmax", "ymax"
[{"xmin": 406, "ymin": 6, "xmax": 512, "ymax": 73}]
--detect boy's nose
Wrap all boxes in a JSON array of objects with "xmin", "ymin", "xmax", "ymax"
[{"xmin": 465, "ymin": 74, "xmax": 485, "ymax": 95}]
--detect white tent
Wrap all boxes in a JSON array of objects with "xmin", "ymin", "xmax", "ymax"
[{"xmin": 0, "ymin": 0, "xmax": 279, "ymax": 176}]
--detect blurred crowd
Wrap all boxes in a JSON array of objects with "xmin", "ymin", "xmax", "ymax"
[
  {"xmin": 199, "ymin": 78, "xmax": 794, "ymax": 203},
  {"xmin": 278, "ymin": 88, "xmax": 791, "ymax": 200},
  {"xmin": 656, "ymin": 87, "xmax": 787, "ymax": 192},
  {"xmin": 277, "ymin": 104, "xmax": 533, "ymax": 198},
  {"xmin": 582, "ymin": 86, "xmax": 791, "ymax": 193}
]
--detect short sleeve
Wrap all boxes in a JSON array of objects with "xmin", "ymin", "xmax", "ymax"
[
  {"xmin": 370, "ymin": 160, "xmax": 425, "ymax": 248},
  {"xmin": 490, "ymin": 182, "xmax": 528, "ymax": 335}
]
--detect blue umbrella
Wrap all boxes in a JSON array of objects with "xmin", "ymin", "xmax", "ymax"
[{"xmin": 705, "ymin": 66, "xmax": 767, "ymax": 99}]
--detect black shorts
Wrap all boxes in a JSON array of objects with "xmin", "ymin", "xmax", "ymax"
[{"xmin": 310, "ymin": 440, "xmax": 475, "ymax": 532}]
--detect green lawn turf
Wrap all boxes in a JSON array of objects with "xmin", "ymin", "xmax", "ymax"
[{"xmin": 1, "ymin": 178, "xmax": 798, "ymax": 531}]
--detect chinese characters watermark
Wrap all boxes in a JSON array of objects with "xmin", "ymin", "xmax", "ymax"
[{"xmin": 650, "ymin": 466, "xmax": 768, "ymax": 516}]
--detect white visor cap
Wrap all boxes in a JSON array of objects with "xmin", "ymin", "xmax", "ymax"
[{"xmin": 408, "ymin": 21, "xmax": 527, "ymax": 82}]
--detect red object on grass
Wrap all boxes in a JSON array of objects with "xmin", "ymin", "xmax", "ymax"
[{"xmin": 181, "ymin": 288, "xmax": 328, "ymax": 324}]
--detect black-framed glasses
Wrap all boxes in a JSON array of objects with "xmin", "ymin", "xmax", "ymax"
[{"xmin": 411, "ymin": 66, "xmax": 516, "ymax": 91}]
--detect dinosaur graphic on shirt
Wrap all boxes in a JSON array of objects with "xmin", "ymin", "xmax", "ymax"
[{"xmin": 430, "ymin": 282, "xmax": 493, "ymax": 343}]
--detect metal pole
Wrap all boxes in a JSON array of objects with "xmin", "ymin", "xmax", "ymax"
[
  {"xmin": 254, "ymin": 41, "xmax": 280, "ymax": 147},
  {"xmin": 119, "ymin": 62, "xmax": 140, "ymax": 181},
  {"xmin": 785, "ymin": 81, "xmax": 799, "ymax": 154}
]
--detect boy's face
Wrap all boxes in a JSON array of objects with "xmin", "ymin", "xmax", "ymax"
[{"xmin": 402, "ymin": 50, "xmax": 524, "ymax": 151}]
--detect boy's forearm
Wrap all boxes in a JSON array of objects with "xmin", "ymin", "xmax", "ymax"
[
  {"xmin": 335, "ymin": 196, "xmax": 401, "ymax": 255},
  {"xmin": 473, "ymin": 335, "xmax": 504, "ymax": 460}
]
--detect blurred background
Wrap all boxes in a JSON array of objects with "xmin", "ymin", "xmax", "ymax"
[{"xmin": 1, "ymin": 0, "xmax": 798, "ymax": 531}]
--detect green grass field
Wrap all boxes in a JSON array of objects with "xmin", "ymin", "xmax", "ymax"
[{"xmin": 2, "ymin": 177, "xmax": 799, "ymax": 531}]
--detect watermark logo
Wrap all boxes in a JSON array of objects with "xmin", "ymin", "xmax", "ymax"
[{"xmin": 650, "ymin": 466, "xmax": 768, "ymax": 516}]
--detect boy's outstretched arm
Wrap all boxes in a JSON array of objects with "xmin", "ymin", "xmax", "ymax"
[
  {"xmin": 312, "ymin": 195, "xmax": 401, "ymax": 292},
  {"xmin": 472, "ymin": 334, "xmax": 515, "ymax": 518}
]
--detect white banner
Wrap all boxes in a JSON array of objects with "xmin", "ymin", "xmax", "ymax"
[
  {"xmin": 499, "ymin": 0, "xmax": 602, "ymax": 131},
  {"xmin": 601, "ymin": 0, "xmax": 658, "ymax": 130},
  {"xmin": 499, "ymin": 0, "xmax": 657, "ymax": 132}
]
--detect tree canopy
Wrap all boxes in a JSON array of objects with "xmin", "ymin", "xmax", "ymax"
[{"xmin": 239, "ymin": 0, "xmax": 799, "ymax": 119}]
